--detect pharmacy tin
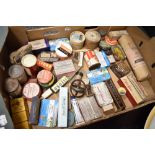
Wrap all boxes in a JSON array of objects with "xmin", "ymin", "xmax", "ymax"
[
  {"xmin": 85, "ymin": 30, "xmax": 101, "ymax": 50},
  {"xmin": 8, "ymin": 64, "xmax": 28, "ymax": 84},
  {"xmin": 70, "ymin": 31, "xmax": 85, "ymax": 50},
  {"xmin": 37, "ymin": 70, "xmax": 55, "ymax": 88},
  {"xmin": 23, "ymin": 82, "xmax": 41, "ymax": 100},
  {"xmin": 5, "ymin": 78, "xmax": 22, "ymax": 97},
  {"xmin": 21, "ymin": 54, "xmax": 38, "ymax": 76}
]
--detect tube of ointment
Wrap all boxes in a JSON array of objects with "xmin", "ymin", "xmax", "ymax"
[
  {"xmin": 71, "ymin": 97, "xmax": 85, "ymax": 125},
  {"xmin": 78, "ymin": 52, "xmax": 84, "ymax": 67}
]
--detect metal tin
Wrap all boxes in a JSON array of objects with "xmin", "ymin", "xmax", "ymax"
[
  {"xmin": 39, "ymin": 75, "xmax": 55, "ymax": 88},
  {"xmin": 37, "ymin": 59, "xmax": 53, "ymax": 71},
  {"xmin": 85, "ymin": 30, "xmax": 101, "ymax": 50},
  {"xmin": 21, "ymin": 54, "xmax": 38, "ymax": 76},
  {"xmin": 23, "ymin": 82, "xmax": 41, "ymax": 100},
  {"xmin": 70, "ymin": 31, "xmax": 85, "ymax": 50},
  {"xmin": 37, "ymin": 70, "xmax": 52, "ymax": 84},
  {"xmin": 105, "ymin": 35, "xmax": 118, "ymax": 46},
  {"xmin": 37, "ymin": 70, "xmax": 55, "ymax": 88},
  {"xmin": 5, "ymin": 78, "xmax": 22, "ymax": 97},
  {"xmin": 84, "ymin": 50, "xmax": 100, "ymax": 70},
  {"xmin": 8, "ymin": 64, "xmax": 28, "ymax": 84}
]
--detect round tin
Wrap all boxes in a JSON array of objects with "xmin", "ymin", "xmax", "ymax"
[
  {"xmin": 99, "ymin": 40, "xmax": 111, "ymax": 50},
  {"xmin": 39, "ymin": 74, "xmax": 55, "ymax": 88},
  {"xmin": 70, "ymin": 31, "xmax": 85, "ymax": 50},
  {"xmin": 23, "ymin": 82, "xmax": 41, "ymax": 100},
  {"xmin": 85, "ymin": 30, "xmax": 101, "ymax": 50},
  {"xmin": 37, "ymin": 70, "xmax": 52, "ymax": 84},
  {"xmin": 5, "ymin": 78, "xmax": 22, "ymax": 97},
  {"xmin": 84, "ymin": 50, "xmax": 100, "ymax": 70},
  {"xmin": 21, "ymin": 54, "xmax": 38, "ymax": 76},
  {"xmin": 8, "ymin": 64, "xmax": 28, "ymax": 84},
  {"xmin": 105, "ymin": 35, "xmax": 118, "ymax": 46}
]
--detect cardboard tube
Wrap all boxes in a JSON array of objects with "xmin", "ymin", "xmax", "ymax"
[{"xmin": 118, "ymin": 35, "xmax": 150, "ymax": 81}]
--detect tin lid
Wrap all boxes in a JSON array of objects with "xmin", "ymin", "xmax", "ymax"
[
  {"xmin": 105, "ymin": 35, "xmax": 118, "ymax": 46},
  {"xmin": 5, "ymin": 78, "xmax": 19, "ymax": 93},
  {"xmin": 21, "ymin": 54, "xmax": 37, "ymax": 68},
  {"xmin": 37, "ymin": 70, "xmax": 53, "ymax": 84},
  {"xmin": 85, "ymin": 30, "xmax": 101, "ymax": 42},
  {"xmin": 70, "ymin": 31, "xmax": 85, "ymax": 43},
  {"xmin": 8, "ymin": 65, "xmax": 24, "ymax": 78},
  {"xmin": 23, "ymin": 83, "xmax": 40, "ymax": 99}
]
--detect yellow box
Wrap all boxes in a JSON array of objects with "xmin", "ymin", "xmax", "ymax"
[
  {"xmin": 12, "ymin": 111, "xmax": 29, "ymax": 124},
  {"xmin": 10, "ymin": 98, "xmax": 28, "ymax": 114},
  {"xmin": 15, "ymin": 121, "xmax": 31, "ymax": 129}
]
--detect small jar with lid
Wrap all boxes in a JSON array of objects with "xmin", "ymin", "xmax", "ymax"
[
  {"xmin": 37, "ymin": 69, "xmax": 55, "ymax": 88},
  {"xmin": 5, "ymin": 78, "xmax": 22, "ymax": 97},
  {"xmin": 21, "ymin": 54, "xmax": 38, "ymax": 76},
  {"xmin": 8, "ymin": 64, "xmax": 28, "ymax": 84},
  {"xmin": 23, "ymin": 82, "xmax": 41, "ymax": 100}
]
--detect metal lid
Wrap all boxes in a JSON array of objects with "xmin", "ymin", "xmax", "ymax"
[
  {"xmin": 70, "ymin": 31, "xmax": 85, "ymax": 43},
  {"xmin": 23, "ymin": 83, "xmax": 40, "ymax": 99},
  {"xmin": 85, "ymin": 30, "xmax": 101, "ymax": 42},
  {"xmin": 37, "ymin": 70, "xmax": 53, "ymax": 84},
  {"xmin": 8, "ymin": 65, "xmax": 24, "ymax": 78},
  {"xmin": 21, "ymin": 54, "xmax": 37, "ymax": 68},
  {"xmin": 5, "ymin": 78, "xmax": 19, "ymax": 93}
]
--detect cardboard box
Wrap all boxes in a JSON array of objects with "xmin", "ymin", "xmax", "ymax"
[{"xmin": 1, "ymin": 26, "xmax": 155, "ymax": 129}]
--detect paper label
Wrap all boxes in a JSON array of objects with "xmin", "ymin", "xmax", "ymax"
[
  {"xmin": 29, "ymin": 39, "xmax": 47, "ymax": 50},
  {"xmin": 125, "ymin": 48, "xmax": 145, "ymax": 69},
  {"xmin": 71, "ymin": 98, "xmax": 84, "ymax": 124},
  {"xmin": 107, "ymin": 55, "xmax": 115, "ymax": 63},
  {"xmin": 58, "ymin": 87, "xmax": 68, "ymax": 127},
  {"xmin": 92, "ymin": 82, "xmax": 113, "ymax": 107},
  {"xmin": 53, "ymin": 59, "xmax": 75, "ymax": 77}
]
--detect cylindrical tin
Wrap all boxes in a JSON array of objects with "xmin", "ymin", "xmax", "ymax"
[
  {"xmin": 5, "ymin": 78, "xmax": 22, "ymax": 97},
  {"xmin": 8, "ymin": 64, "xmax": 28, "ymax": 84},
  {"xmin": 105, "ymin": 35, "xmax": 118, "ymax": 46},
  {"xmin": 36, "ymin": 59, "xmax": 53, "ymax": 71},
  {"xmin": 70, "ymin": 31, "xmax": 85, "ymax": 50},
  {"xmin": 23, "ymin": 82, "xmax": 41, "ymax": 100},
  {"xmin": 21, "ymin": 54, "xmax": 38, "ymax": 76},
  {"xmin": 37, "ymin": 70, "xmax": 55, "ymax": 88},
  {"xmin": 84, "ymin": 50, "xmax": 100, "ymax": 70},
  {"xmin": 119, "ymin": 34, "xmax": 150, "ymax": 81},
  {"xmin": 85, "ymin": 30, "xmax": 101, "ymax": 50}
]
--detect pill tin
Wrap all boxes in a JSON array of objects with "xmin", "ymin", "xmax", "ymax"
[
  {"xmin": 70, "ymin": 31, "xmax": 85, "ymax": 50},
  {"xmin": 105, "ymin": 35, "xmax": 118, "ymax": 46},
  {"xmin": 85, "ymin": 30, "xmax": 101, "ymax": 50},
  {"xmin": 5, "ymin": 78, "xmax": 22, "ymax": 97},
  {"xmin": 37, "ymin": 70, "xmax": 55, "ymax": 88},
  {"xmin": 23, "ymin": 82, "xmax": 41, "ymax": 100},
  {"xmin": 8, "ymin": 64, "xmax": 28, "ymax": 84},
  {"xmin": 21, "ymin": 54, "xmax": 38, "ymax": 76}
]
